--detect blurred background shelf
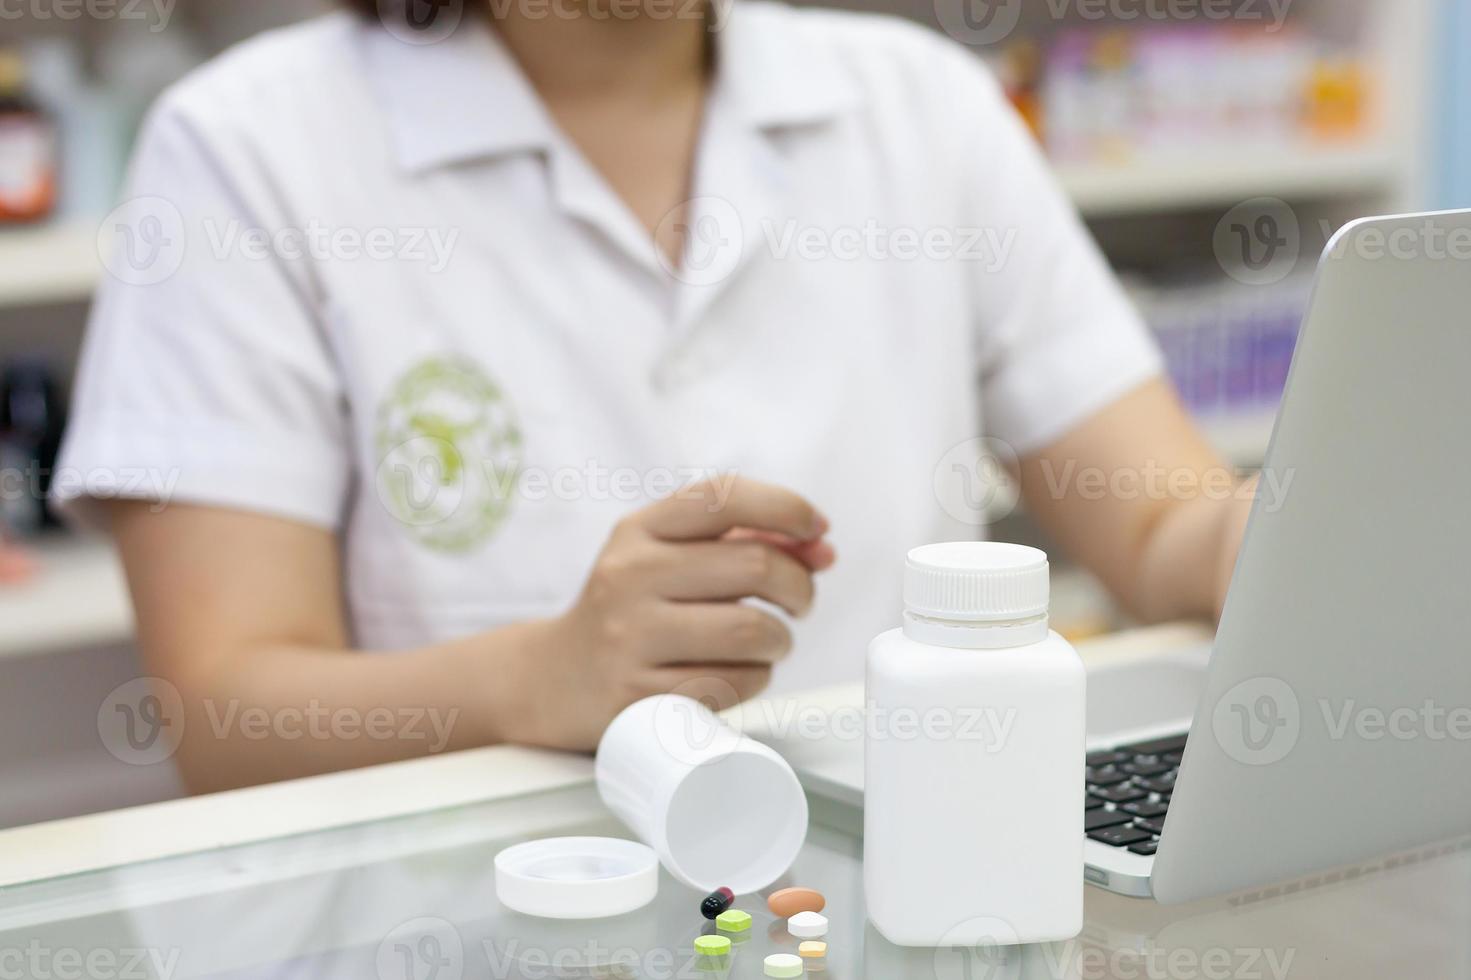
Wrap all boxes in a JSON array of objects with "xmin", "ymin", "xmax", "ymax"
[
  {"xmin": 1200, "ymin": 410, "xmax": 1280, "ymax": 468},
  {"xmin": 1060, "ymin": 144, "xmax": 1402, "ymax": 218},
  {"xmin": 0, "ymin": 149, "xmax": 1402, "ymax": 308},
  {"xmin": 0, "ymin": 223, "xmax": 99, "ymax": 310},
  {"xmin": 0, "ymin": 537, "xmax": 132, "ymax": 661}
]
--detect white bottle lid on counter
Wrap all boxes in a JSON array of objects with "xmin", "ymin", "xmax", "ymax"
[
  {"xmin": 494, "ymin": 837, "xmax": 658, "ymax": 919},
  {"xmin": 903, "ymin": 542, "xmax": 1050, "ymax": 623}
]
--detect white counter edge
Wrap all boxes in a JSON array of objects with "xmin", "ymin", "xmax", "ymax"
[
  {"xmin": 0, "ymin": 744, "xmax": 594, "ymax": 890},
  {"xmin": 0, "ymin": 623, "xmax": 1211, "ymax": 891}
]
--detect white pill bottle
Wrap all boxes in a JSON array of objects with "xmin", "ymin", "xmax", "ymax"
[{"xmin": 864, "ymin": 542, "xmax": 1085, "ymax": 947}]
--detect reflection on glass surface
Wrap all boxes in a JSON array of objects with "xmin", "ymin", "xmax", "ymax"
[{"xmin": 0, "ymin": 786, "xmax": 1468, "ymax": 979}]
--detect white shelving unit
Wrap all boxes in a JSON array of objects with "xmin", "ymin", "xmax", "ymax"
[
  {"xmin": 0, "ymin": 139, "xmax": 1415, "ymax": 310},
  {"xmin": 1059, "ymin": 144, "xmax": 1403, "ymax": 219},
  {"xmin": 1200, "ymin": 410, "xmax": 1282, "ymax": 469},
  {"xmin": 1066, "ymin": 0, "xmax": 1435, "ymax": 474},
  {"xmin": 0, "ymin": 537, "xmax": 133, "ymax": 661},
  {"xmin": 0, "ymin": 222, "xmax": 100, "ymax": 310}
]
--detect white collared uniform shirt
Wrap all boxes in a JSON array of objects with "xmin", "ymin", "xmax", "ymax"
[{"xmin": 57, "ymin": 4, "xmax": 1162, "ymax": 693}]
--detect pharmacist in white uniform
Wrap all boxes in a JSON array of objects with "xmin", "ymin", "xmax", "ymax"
[{"xmin": 56, "ymin": 0, "xmax": 1253, "ymax": 790}]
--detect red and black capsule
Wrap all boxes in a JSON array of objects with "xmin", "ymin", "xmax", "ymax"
[{"xmin": 700, "ymin": 887, "xmax": 735, "ymax": 920}]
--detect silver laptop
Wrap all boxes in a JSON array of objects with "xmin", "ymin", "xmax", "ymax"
[{"xmin": 763, "ymin": 209, "xmax": 1471, "ymax": 903}]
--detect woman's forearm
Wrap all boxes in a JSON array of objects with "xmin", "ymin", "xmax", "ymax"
[
  {"xmin": 1134, "ymin": 490, "xmax": 1251, "ymax": 625},
  {"xmin": 109, "ymin": 499, "xmax": 555, "ymax": 792},
  {"xmin": 171, "ymin": 621, "xmax": 558, "ymax": 794},
  {"xmin": 1018, "ymin": 380, "xmax": 1254, "ymax": 627}
]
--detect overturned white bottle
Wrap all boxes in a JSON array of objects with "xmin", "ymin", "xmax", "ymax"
[{"xmin": 864, "ymin": 542, "xmax": 1084, "ymax": 947}]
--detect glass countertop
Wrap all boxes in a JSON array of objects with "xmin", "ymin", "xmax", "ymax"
[{"xmin": 1, "ymin": 783, "xmax": 1468, "ymax": 979}]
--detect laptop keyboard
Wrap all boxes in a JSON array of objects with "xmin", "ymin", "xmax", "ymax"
[{"xmin": 1085, "ymin": 732, "xmax": 1187, "ymax": 856}]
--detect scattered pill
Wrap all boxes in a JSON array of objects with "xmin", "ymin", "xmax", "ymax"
[
  {"xmin": 715, "ymin": 908, "xmax": 752, "ymax": 932},
  {"xmin": 787, "ymin": 910, "xmax": 828, "ymax": 939},
  {"xmin": 700, "ymin": 887, "xmax": 735, "ymax": 920},
  {"xmin": 768, "ymin": 887, "xmax": 826, "ymax": 918},
  {"xmin": 694, "ymin": 935, "xmax": 731, "ymax": 956},
  {"xmin": 764, "ymin": 953, "xmax": 804, "ymax": 978},
  {"xmin": 798, "ymin": 941, "xmax": 827, "ymax": 960}
]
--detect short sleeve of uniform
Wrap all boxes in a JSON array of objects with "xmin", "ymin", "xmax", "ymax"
[
  {"xmin": 942, "ymin": 46, "xmax": 1165, "ymax": 454},
  {"xmin": 53, "ymin": 92, "xmax": 350, "ymax": 531}
]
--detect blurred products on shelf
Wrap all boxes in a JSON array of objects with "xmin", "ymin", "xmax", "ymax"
[
  {"xmin": 993, "ymin": 26, "xmax": 1370, "ymax": 163},
  {"xmin": 93, "ymin": 30, "xmax": 204, "ymax": 159},
  {"xmin": 23, "ymin": 37, "xmax": 127, "ymax": 223},
  {"xmin": 0, "ymin": 33, "xmax": 202, "ymax": 229},
  {"xmin": 0, "ymin": 50, "xmax": 57, "ymax": 225},
  {"xmin": 0, "ymin": 356, "xmax": 67, "ymax": 537},
  {"xmin": 1124, "ymin": 271, "xmax": 1312, "ymax": 423},
  {"xmin": 0, "ymin": 532, "xmax": 34, "ymax": 585}
]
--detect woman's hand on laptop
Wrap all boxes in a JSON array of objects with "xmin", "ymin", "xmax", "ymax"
[{"xmin": 508, "ymin": 478, "xmax": 835, "ymax": 752}]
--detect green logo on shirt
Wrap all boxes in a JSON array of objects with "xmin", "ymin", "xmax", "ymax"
[{"xmin": 375, "ymin": 356, "xmax": 523, "ymax": 552}]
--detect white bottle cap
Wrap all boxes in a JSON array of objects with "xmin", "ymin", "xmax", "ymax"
[
  {"xmin": 494, "ymin": 837, "xmax": 658, "ymax": 919},
  {"xmin": 904, "ymin": 542, "xmax": 1050, "ymax": 623}
]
